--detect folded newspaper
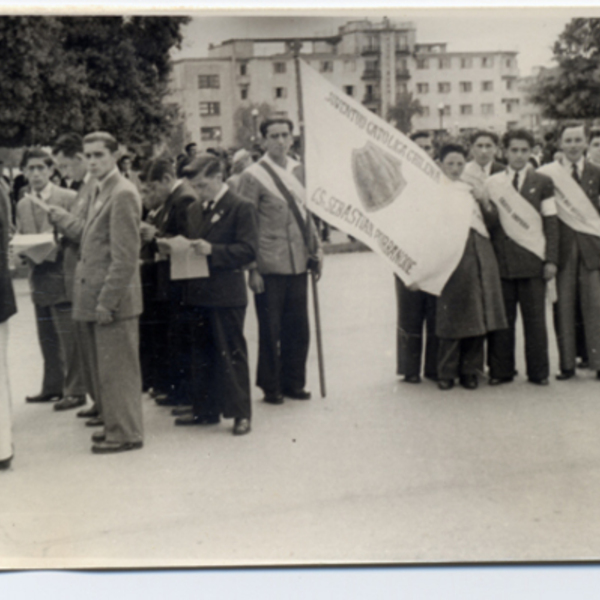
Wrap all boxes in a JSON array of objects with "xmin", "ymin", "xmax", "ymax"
[
  {"xmin": 156, "ymin": 235, "xmax": 209, "ymax": 280},
  {"xmin": 11, "ymin": 233, "xmax": 58, "ymax": 264}
]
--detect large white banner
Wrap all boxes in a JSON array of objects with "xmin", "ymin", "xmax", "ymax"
[{"xmin": 301, "ymin": 60, "xmax": 473, "ymax": 295}]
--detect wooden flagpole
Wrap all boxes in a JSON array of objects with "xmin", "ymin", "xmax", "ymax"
[{"xmin": 292, "ymin": 41, "xmax": 327, "ymax": 398}]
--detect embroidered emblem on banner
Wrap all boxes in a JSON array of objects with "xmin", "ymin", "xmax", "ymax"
[{"xmin": 351, "ymin": 141, "xmax": 406, "ymax": 212}]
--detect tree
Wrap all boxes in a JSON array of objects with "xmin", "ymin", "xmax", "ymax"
[
  {"xmin": 0, "ymin": 16, "xmax": 190, "ymax": 147},
  {"xmin": 386, "ymin": 93, "xmax": 423, "ymax": 134},
  {"xmin": 233, "ymin": 102, "xmax": 274, "ymax": 149},
  {"xmin": 528, "ymin": 18, "xmax": 600, "ymax": 120}
]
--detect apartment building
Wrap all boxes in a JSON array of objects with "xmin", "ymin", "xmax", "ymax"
[{"xmin": 169, "ymin": 18, "xmax": 525, "ymax": 149}]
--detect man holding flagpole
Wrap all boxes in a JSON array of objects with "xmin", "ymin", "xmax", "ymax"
[{"xmin": 238, "ymin": 118, "xmax": 323, "ymax": 405}]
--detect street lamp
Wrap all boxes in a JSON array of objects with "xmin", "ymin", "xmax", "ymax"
[
  {"xmin": 251, "ymin": 108, "xmax": 259, "ymax": 141},
  {"xmin": 438, "ymin": 102, "xmax": 445, "ymax": 131}
]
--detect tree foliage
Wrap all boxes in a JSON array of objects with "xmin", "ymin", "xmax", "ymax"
[
  {"xmin": 528, "ymin": 18, "xmax": 600, "ymax": 120},
  {"xmin": 386, "ymin": 93, "xmax": 423, "ymax": 134},
  {"xmin": 0, "ymin": 16, "xmax": 190, "ymax": 147}
]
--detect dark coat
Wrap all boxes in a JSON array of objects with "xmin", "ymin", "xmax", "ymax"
[
  {"xmin": 487, "ymin": 169, "xmax": 559, "ymax": 279},
  {"xmin": 556, "ymin": 160, "xmax": 600, "ymax": 271},
  {"xmin": 436, "ymin": 230, "xmax": 507, "ymax": 339},
  {"xmin": 183, "ymin": 188, "xmax": 258, "ymax": 308},
  {"xmin": 0, "ymin": 185, "xmax": 16, "ymax": 323}
]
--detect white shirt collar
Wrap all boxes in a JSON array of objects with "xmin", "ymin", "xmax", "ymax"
[
  {"xmin": 264, "ymin": 152, "xmax": 298, "ymax": 174},
  {"xmin": 97, "ymin": 167, "xmax": 119, "ymax": 192},
  {"xmin": 171, "ymin": 179, "xmax": 184, "ymax": 193},
  {"xmin": 83, "ymin": 171, "xmax": 91, "ymax": 184},
  {"xmin": 35, "ymin": 182, "xmax": 53, "ymax": 201},
  {"xmin": 212, "ymin": 183, "xmax": 228, "ymax": 207},
  {"xmin": 506, "ymin": 165, "xmax": 528, "ymax": 190}
]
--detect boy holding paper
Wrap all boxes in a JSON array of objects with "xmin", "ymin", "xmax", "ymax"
[
  {"xmin": 486, "ymin": 129, "xmax": 559, "ymax": 386},
  {"xmin": 436, "ymin": 144, "xmax": 507, "ymax": 391}
]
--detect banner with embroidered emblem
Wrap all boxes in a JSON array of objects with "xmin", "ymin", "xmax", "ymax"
[
  {"xmin": 538, "ymin": 161, "xmax": 600, "ymax": 238},
  {"xmin": 485, "ymin": 172, "xmax": 545, "ymax": 260}
]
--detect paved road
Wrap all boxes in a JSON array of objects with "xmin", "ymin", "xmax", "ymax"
[{"xmin": 2, "ymin": 251, "xmax": 600, "ymax": 568}]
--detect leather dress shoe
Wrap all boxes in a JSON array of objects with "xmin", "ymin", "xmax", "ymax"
[
  {"xmin": 556, "ymin": 370, "xmax": 575, "ymax": 381},
  {"xmin": 85, "ymin": 416, "xmax": 105, "ymax": 427},
  {"xmin": 91, "ymin": 431, "xmax": 106, "ymax": 443},
  {"xmin": 488, "ymin": 377, "xmax": 514, "ymax": 386},
  {"xmin": 578, "ymin": 360, "xmax": 590, "ymax": 369},
  {"xmin": 171, "ymin": 406, "xmax": 193, "ymax": 417},
  {"xmin": 174, "ymin": 414, "xmax": 220, "ymax": 426},
  {"xmin": 77, "ymin": 406, "xmax": 99, "ymax": 419},
  {"xmin": 437, "ymin": 379, "xmax": 454, "ymax": 390},
  {"xmin": 92, "ymin": 440, "xmax": 143, "ymax": 454},
  {"xmin": 460, "ymin": 375, "xmax": 478, "ymax": 390},
  {"xmin": 283, "ymin": 389, "xmax": 311, "ymax": 400},
  {"xmin": 263, "ymin": 393, "xmax": 284, "ymax": 405},
  {"xmin": 403, "ymin": 375, "xmax": 421, "ymax": 384},
  {"xmin": 154, "ymin": 394, "xmax": 179, "ymax": 407},
  {"xmin": 0, "ymin": 455, "xmax": 13, "ymax": 470},
  {"xmin": 233, "ymin": 418, "xmax": 251, "ymax": 436},
  {"xmin": 529, "ymin": 377, "xmax": 549, "ymax": 386},
  {"xmin": 54, "ymin": 395, "xmax": 86, "ymax": 411},
  {"xmin": 26, "ymin": 392, "xmax": 61, "ymax": 403}
]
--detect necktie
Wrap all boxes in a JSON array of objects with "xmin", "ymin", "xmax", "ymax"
[
  {"xmin": 572, "ymin": 163, "xmax": 581, "ymax": 184},
  {"xmin": 512, "ymin": 171, "xmax": 519, "ymax": 191},
  {"xmin": 203, "ymin": 200, "xmax": 215, "ymax": 214}
]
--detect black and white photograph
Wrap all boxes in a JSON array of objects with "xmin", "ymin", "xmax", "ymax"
[{"xmin": 4, "ymin": 7, "xmax": 600, "ymax": 582}]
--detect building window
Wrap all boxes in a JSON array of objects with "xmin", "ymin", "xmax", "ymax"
[
  {"xmin": 239, "ymin": 63, "xmax": 247, "ymax": 76},
  {"xmin": 481, "ymin": 103, "xmax": 494, "ymax": 115},
  {"xmin": 460, "ymin": 57, "xmax": 472, "ymax": 69},
  {"xmin": 481, "ymin": 56, "xmax": 494, "ymax": 68},
  {"xmin": 200, "ymin": 127, "xmax": 221, "ymax": 141},
  {"xmin": 459, "ymin": 81, "xmax": 472, "ymax": 92},
  {"xmin": 438, "ymin": 82, "xmax": 451, "ymax": 93},
  {"xmin": 506, "ymin": 78, "xmax": 516, "ymax": 91},
  {"xmin": 421, "ymin": 106, "xmax": 430, "ymax": 117},
  {"xmin": 365, "ymin": 59, "xmax": 378, "ymax": 71},
  {"xmin": 417, "ymin": 83, "xmax": 429, "ymax": 94},
  {"xmin": 274, "ymin": 87, "xmax": 287, "ymax": 99},
  {"xmin": 397, "ymin": 82, "xmax": 408, "ymax": 95},
  {"xmin": 365, "ymin": 84, "xmax": 376, "ymax": 100},
  {"xmin": 240, "ymin": 88, "xmax": 248, "ymax": 100},
  {"xmin": 504, "ymin": 99, "xmax": 520, "ymax": 113},
  {"xmin": 460, "ymin": 104, "xmax": 473, "ymax": 115},
  {"xmin": 482, "ymin": 81, "xmax": 494, "ymax": 92},
  {"xmin": 442, "ymin": 105, "xmax": 451, "ymax": 117},
  {"xmin": 273, "ymin": 62, "xmax": 286, "ymax": 74},
  {"xmin": 505, "ymin": 58, "xmax": 514, "ymax": 68},
  {"xmin": 438, "ymin": 57, "xmax": 451, "ymax": 69},
  {"xmin": 344, "ymin": 85, "xmax": 354, "ymax": 97},
  {"xmin": 416, "ymin": 58, "xmax": 429, "ymax": 70},
  {"xmin": 320, "ymin": 61, "xmax": 333, "ymax": 73},
  {"xmin": 198, "ymin": 74, "xmax": 220, "ymax": 89},
  {"xmin": 199, "ymin": 101, "xmax": 220, "ymax": 116}
]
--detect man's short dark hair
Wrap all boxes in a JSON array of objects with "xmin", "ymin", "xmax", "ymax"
[
  {"xmin": 21, "ymin": 147, "xmax": 53, "ymax": 170},
  {"xmin": 184, "ymin": 143, "xmax": 197, "ymax": 154},
  {"xmin": 439, "ymin": 143, "xmax": 467, "ymax": 162},
  {"xmin": 410, "ymin": 130, "xmax": 432, "ymax": 142},
  {"xmin": 502, "ymin": 128, "xmax": 535, "ymax": 149},
  {"xmin": 558, "ymin": 120, "xmax": 588, "ymax": 140},
  {"xmin": 83, "ymin": 131, "xmax": 119, "ymax": 153},
  {"xmin": 259, "ymin": 118, "xmax": 293, "ymax": 138},
  {"xmin": 52, "ymin": 133, "xmax": 84, "ymax": 158},
  {"xmin": 470, "ymin": 129, "xmax": 499, "ymax": 146},
  {"xmin": 141, "ymin": 158, "xmax": 175, "ymax": 183},
  {"xmin": 589, "ymin": 129, "xmax": 600, "ymax": 143},
  {"xmin": 181, "ymin": 154, "xmax": 223, "ymax": 180}
]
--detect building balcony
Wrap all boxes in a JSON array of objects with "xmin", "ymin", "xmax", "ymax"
[
  {"xmin": 361, "ymin": 69, "xmax": 381, "ymax": 80},
  {"xmin": 395, "ymin": 45, "xmax": 411, "ymax": 54},
  {"xmin": 361, "ymin": 46, "xmax": 381, "ymax": 56},
  {"xmin": 363, "ymin": 93, "xmax": 381, "ymax": 104},
  {"xmin": 395, "ymin": 69, "xmax": 410, "ymax": 79}
]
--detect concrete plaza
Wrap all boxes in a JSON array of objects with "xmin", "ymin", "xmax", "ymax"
[{"xmin": 2, "ymin": 250, "xmax": 600, "ymax": 569}]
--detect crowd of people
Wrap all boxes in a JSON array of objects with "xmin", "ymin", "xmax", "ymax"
[
  {"xmin": 0, "ymin": 116, "xmax": 322, "ymax": 468},
  {"xmin": 397, "ymin": 122, "xmax": 600, "ymax": 392}
]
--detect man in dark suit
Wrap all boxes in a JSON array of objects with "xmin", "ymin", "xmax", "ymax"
[
  {"xmin": 16, "ymin": 148, "xmax": 77, "ymax": 404},
  {"xmin": 485, "ymin": 129, "xmax": 559, "ymax": 386},
  {"xmin": 72, "ymin": 132, "xmax": 144, "ymax": 453},
  {"xmin": 138, "ymin": 158, "xmax": 198, "ymax": 407},
  {"xmin": 538, "ymin": 122, "xmax": 600, "ymax": 380},
  {"xmin": 169, "ymin": 154, "xmax": 258, "ymax": 435},
  {"xmin": 462, "ymin": 130, "xmax": 505, "ymax": 190}
]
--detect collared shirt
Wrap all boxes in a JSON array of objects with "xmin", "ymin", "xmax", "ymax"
[
  {"xmin": 35, "ymin": 182, "xmax": 54, "ymax": 202},
  {"xmin": 97, "ymin": 167, "xmax": 119, "ymax": 192},
  {"xmin": 264, "ymin": 152, "xmax": 295, "ymax": 175},
  {"xmin": 171, "ymin": 178, "xmax": 184, "ymax": 194},
  {"xmin": 206, "ymin": 183, "xmax": 228, "ymax": 210},
  {"xmin": 479, "ymin": 161, "xmax": 493, "ymax": 177},
  {"xmin": 506, "ymin": 165, "xmax": 528, "ymax": 193},
  {"xmin": 563, "ymin": 156, "xmax": 585, "ymax": 179}
]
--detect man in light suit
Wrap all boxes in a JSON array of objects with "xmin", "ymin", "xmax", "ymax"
[
  {"xmin": 169, "ymin": 154, "xmax": 258, "ymax": 434},
  {"xmin": 16, "ymin": 148, "xmax": 77, "ymax": 405},
  {"xmin": 72, "ymin": 132, "xmax": 143, "ymax": 454},
  {"xmin": 238, "ymin": 118, "xmax": 323, "ymax": 405}
]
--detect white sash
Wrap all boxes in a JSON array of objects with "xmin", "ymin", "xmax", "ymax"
[
  {"xmin": 485, "ymin": 172, "xmax": 545, "ymax": 260},
  {"xmin": 246, "ymin": 154, "xmax": 307, "ymax": 218},
  {"xmin": 538, "ymin": 161, "xmax": 600, "ymax": 238},
  {"xmin": 450, "ymin": 178, "xmax": 489, "ymax": 238}
]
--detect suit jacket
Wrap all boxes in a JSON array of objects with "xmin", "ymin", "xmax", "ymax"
[
  {"xmin": 555, "ymin": 160, "xmax": 600, "ymax": 271},
  {"xmin": 237, "ymin": 158, "xmax": 320, "ymax": 276},
  {"xmin": 487, "ymin": 169, "xmax": 559, "ymax": 279},
  {"xmin": 72, "ymin": 170, "xmax": 143, "ymax": 322},
  {"xmin": 183, "ymin": 188, "xmax": 258, "ymax": 308},
  {"xmin": 0, "ymin": 186, "xmax": 16, "ymax": 323},
  {"xmin": 16, "ymin": 183, "xmax": 77, "ymax": 307},
  {"xmin": 141, "ymin": 181, "xmax": 199, "ymax": 303}
]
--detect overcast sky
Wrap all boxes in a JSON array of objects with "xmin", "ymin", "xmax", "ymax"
[{"xmin": 172, "ymin": 10, "xmax": 583, "ymax": 76}]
